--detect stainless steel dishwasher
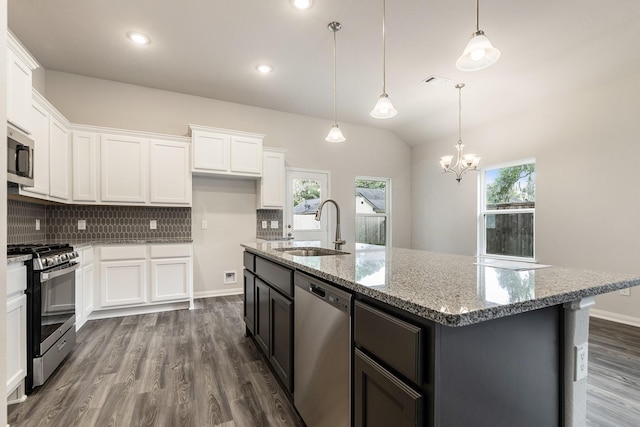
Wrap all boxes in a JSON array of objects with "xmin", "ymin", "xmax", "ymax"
[{"xmin": 294, "ymin": 271, "xmax": 352, "ymax": 427}]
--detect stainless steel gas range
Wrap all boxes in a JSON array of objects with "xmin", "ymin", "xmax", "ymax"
[{"xmin": 7, "ymin": 243, "xmax": 79, "ymax": 392}]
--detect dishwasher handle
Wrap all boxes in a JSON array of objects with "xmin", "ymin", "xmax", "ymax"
[{"xmin": 310, "ymin": 284, "xmax": 326, "ymax": 298}]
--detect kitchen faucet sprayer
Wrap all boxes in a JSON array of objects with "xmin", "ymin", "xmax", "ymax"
[{"xmin": 315, "ymin": 199, "xmax": 346, "ymax": 250}]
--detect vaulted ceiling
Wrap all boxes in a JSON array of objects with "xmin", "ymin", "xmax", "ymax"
[{"xmin": 8, "ymin": 0, "xmax": 640, "ymax": 147}]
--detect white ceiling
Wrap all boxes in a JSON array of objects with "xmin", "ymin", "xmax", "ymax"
[{"xmin": 8, "ymin": 0, "xmax": 640, "ymax": 147}]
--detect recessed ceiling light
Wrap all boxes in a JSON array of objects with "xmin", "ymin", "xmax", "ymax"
[
  {"xmin": 256, "ymin": 64, "xmax": 273, "ymax": 74},
  {"xmin": 127, "ymin": 31, "xmax": 151, "ymax": 45},
  {"xmin": 291, "ymin": 0, "xmax": 313, "ymax": 10}
]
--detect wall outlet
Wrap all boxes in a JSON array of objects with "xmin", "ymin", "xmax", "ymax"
[
  {"xmin": 201, "ymin": 220, "xmax": 208, "ymax": 230},
  {"xmin": 574, "ymin": 343, "xmax": 588, "ymax": 381},
  {"xmin": 620, "ymin": 288, "xmax": 631, "ymax": 296},
  {"xmin": 35, "ymin": 219, "xmax": 40, "ymax": 231},
  {"xmin": 150, "ymin": 219, "xmax": 157, "ymax": 230},
  {"xmin": 223, "ymin": 271, "xmax": 237, "ymax": 284},
  {"xmin": 270, "ymin": 220, "xmax": 279, "ymax": 229},
  {"xmin": 261, "ymin": 221, "xmax": 268, "ymax": 229},
  {"xmin": 77, "ymin": 219, "xmax": 86, "ymax": 230}
]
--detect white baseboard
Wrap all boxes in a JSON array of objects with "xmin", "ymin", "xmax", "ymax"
[
  {"xmin": 87, "ymin": 301, "xmax": 190, "ymax": 321},
  {"xmin": 590, "ymin": 308, "xmax": 640, "ymax": 328},
  {"xmin": 194, "ymin": 288, "xmax": 243, "ymax": 299}
]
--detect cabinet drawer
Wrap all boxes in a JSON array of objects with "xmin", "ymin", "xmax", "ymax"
[
  {"xmin": 255, "ymin": 256, "xmax": 293, "ymax": 297},
  {"xmin": 243, "ymin": 251, "xmax": 256, "ymax": 272},
  {"xmin": 355, "ymin": 301, "xmax": 423, "ymax": 384},
  {"xmin": 7, "ymin": 265, "xmax": 27, "ymax": 296},
  {"xmin": 150, "ymin": 244, "xmax": 191, "ymax": 259},
  {"xmin": 100, "ymin": 245, "xmax": 146, "ymax": 261}
]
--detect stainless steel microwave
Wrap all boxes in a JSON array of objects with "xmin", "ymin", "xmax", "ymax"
[{"xmin": 7, "ymin": 125, "xmax": 34, "ymax": 186}]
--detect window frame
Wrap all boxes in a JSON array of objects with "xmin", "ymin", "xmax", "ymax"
[
  {"xmin": 477, "ymin": 158, "xmax": 536, "ymax": 262},
  {"xmin": 355, "ymin": 176, "xmax": 392, "ymax": 247}
]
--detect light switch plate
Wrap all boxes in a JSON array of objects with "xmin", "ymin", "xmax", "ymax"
[
  {"xmin": 78, "ymin": 219, "xmax": 86, "ymax": 230},
  {"xmin": 262, "ymin": 221, "xmax": 268, "ymax": 229},
  {"xmin": 270, "ymin": 220, "xmax": 279, "ymax": 229},
  {"xmin": 150, "ymin": 220, "xmax": 157, "ymax": 230},
  {"xmin": 201, "ymin": 220, "xmax": 208, "ymax": 230},
  {"xmin": 620, "ymin": 288, "xmax": 631, "ymax": 296},
  {"xmin": 35, "ymin": 219, "xmax": 40, "ymax": 231}
]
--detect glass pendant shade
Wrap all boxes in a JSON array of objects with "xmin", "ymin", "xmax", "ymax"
[
  {"xmin": 325, "ymin": 124, "xmax": 346, "ymax": 143},
  {"xmin": 370, "ymin": 93, "xmax": 398, "ymax": 119},
  {"xmin": 456, "ymin": 31, "xmax": 501, "ymax": 71}
]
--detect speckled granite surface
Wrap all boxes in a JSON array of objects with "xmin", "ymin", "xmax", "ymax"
[
  {"xmin": 242, "ymin": 241, "xmax": 640, "ymax": 327},
  {"xmin": 8, "ymin": 254, "xmax": 32, "ymax": 265}
]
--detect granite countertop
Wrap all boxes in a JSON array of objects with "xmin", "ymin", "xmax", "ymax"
[
  {"xmin": 8, "ymin": 254, "xmax": 32, "ymax": 265},
  {"xmin": 242, "ymin": 241, "xmax": 640, "ymax": 327}
]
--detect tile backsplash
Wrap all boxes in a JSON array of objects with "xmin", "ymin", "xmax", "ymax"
[
  {"xmin": 8, "ymin": 199, "xmax": 192, "ymax": 244},
  {"xmin": 256, "ymin": 209, "xmax": 284, "ymax": 240},
  {"xmin": 7, "ymin": 199, "xmax": 47, "ymax": 244}
]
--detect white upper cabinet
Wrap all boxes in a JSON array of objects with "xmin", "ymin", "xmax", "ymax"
[
  {"xmin": 149, "ymin": 139, "xmax": 192, "ymax": 205},
  {"xmin": 49, "ymin": 117, "xmax": 71, "ymax": 201},
  {"xmin": 192, "ymin": 131, "xmax": 229, "ymax": 172},
  {"xmin": 230, "ymin": 135, "xmax": 262, "ymax": 175},
  {"xmin": 100, "ymin": 134, "xmax": 148, "ymax": 204},
  {"xmin": 190, "ymin": 125, "xmax": 264, "ymax": 177},
  {"xmin": 72, "ymin": 131, "xmax": 99, "ymax": 202},
  {"xmin": 7, "ymin": 32, "xmax": 38, "ymax": 134},
  {"xmin": 23, "ymin": 100, "xmax": 50, "ymax": 196},
  {"xmin": 258, "ymin": 147, "xmax": 287, "ymax": 209},
  {"xmin": 19, "ymin": 91, "xmax": 71, "ymax": 203}
]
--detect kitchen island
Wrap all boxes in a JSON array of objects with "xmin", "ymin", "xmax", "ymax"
[{"xmin": 242, "ymin": 241, "xmax": 640, "ymax": 427}]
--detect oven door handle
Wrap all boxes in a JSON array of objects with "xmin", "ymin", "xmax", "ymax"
[{"xmin": 40, "ymin": 263, "xmax": 80, "ymax": 282}]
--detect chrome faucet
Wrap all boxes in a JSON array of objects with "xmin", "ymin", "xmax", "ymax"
[{"xmin": 315, "ymin": 199, "xmax": 346, "ymax": 250}]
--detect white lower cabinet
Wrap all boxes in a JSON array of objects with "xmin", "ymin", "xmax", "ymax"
[
  {"xmin": 75, "ymin": 246, "xmax": 95, "ymax": 331},
  {"xmin": 96, "ymin": 244, "xmax": 193, "ymax": 311},
  {"xmin": 6, "ymin": 263, "xmax": 27, "ymax": 403},
  {"xmin": 99, "ymin": 245, "xmax": 148, "ymax": 307},
  {"xmin": 150, "ymin": 244, "xmax": 192, "ymax": 302}
]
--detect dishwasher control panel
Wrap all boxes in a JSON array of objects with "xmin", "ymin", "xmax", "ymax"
[{"xmin": 294, "ymin": 271, "xmax": 352, "ymax": 315}]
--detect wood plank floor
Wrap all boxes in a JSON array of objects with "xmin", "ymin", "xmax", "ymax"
[
  {"xmin": 587, "ymin": 317, "xmax": 640, "ymax": 427},
  {"xmin": 8, "ymin": 299, "xmax": 640, "ymax": 426},
  {"xmin": 8, "ymin": 296, "xmax": 304, "ymax": 427}
]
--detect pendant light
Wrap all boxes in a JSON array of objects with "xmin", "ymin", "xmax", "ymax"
[
  {"xmin": 456, "ymin": 0, "xmax": 501, "ymax": 71},
  {"xmin": 326, "ymin": 22, "xmax": 346, "ymax": 143},
  {"xmin": 439, "ymin": 84, "xmax": 481, "ymax": 183},
  {"xmin": 370, "ymin": 0, "xmax": 397, "ymax": 119}
]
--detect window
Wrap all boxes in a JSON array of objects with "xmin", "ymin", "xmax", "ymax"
[
  {"xmin": 479, "ymin": 160, "xmax": 535, "ymax": 260},
  {"xmin": 355, "ymin": 177, "xmax": 391, "ymax": 246},
  {"xmin": 292, "ymin": 179, "xmax": 322, "ymax": 231}
]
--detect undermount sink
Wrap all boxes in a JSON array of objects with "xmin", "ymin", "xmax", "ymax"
[{"xmin": 274, "ymin": 247, "xmax": 349, "ymax": 257}]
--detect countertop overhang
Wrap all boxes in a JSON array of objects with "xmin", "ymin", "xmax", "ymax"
[{"xmin": 242, "ymin": 241, "xmax": 640, "ymax": 327}]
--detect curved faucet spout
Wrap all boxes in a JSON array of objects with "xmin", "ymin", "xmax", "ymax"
[{"xmin": 315, "ymin": 199, "xmax": 346, "ymax": 250}]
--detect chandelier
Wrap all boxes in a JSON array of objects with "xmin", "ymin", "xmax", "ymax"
[{"xmin": 439, "ymin": 83, "xmax": 481, "ymax": 183}]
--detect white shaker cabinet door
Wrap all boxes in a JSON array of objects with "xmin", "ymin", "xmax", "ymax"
[
  {"xmin": 21, "ymin": 101, "xmax": 50, "ymax": 197},
  {"xmin": 48, "ymin": 117, "xmax": 71, "ymax": 201},
  {"xmin": 6, "ymin": 294, "xmax": 27, "ymax": 395},
  {"xmin": 72, "ymin": 131, "xmax": 99, "ymax": 202},
  {"xmin": 192, "ymin": 131, "xmax": 229, "ymax": 173},
  {"xmin": 100, "ymin": 260, "xmax": 147, "ymax": 307},
  {"xmin": 150, "ymin": 139, "xmax": 191, "ymax": 205},
  {"xmin": 150, "ymin": 258, "xmax": 191, "ymax": 302},
  {"xmin": 100, "ymin": 134, "xmax": 148, "ymax": 203},
  {"xmin": 6, "ymin": 49, "xmax": 33, "ymax": 134},
  {"xmin": 230, "ymin": 136, "xmax": 262, "ymax": 175},
  {"xmin": 258, "ymin": 148, "xmax": 286, "ymax": 208}
]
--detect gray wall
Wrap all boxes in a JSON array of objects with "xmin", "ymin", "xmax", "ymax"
[
  {"xmin": 43, "ymin": 70, "xmax": 412, "ymax": 296},
  {"xmin": 411, "ymin": 71, "xmax": 640, "ymax": 323}
]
